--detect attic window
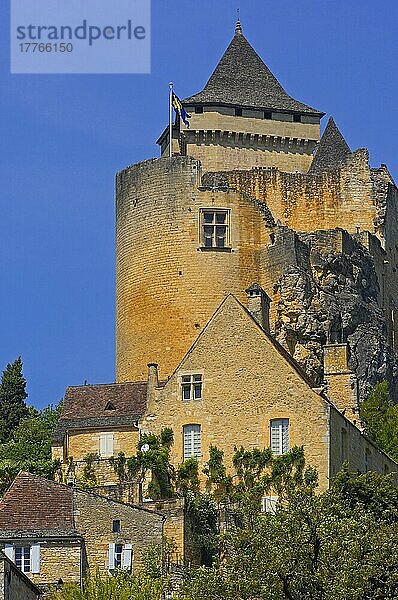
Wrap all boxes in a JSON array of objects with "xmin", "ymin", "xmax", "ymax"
[
  {"xmin": 293, "ymin": 114, "xmax": 301, "ymax": 123},
  {"xmin": 235, "ymin": 107, "xmax": 242, "ymax": 116},
  {"xmin": 105, "ymin": 402, "xmax": 116, "ymax": 411},
  {"xmin": 195, "ymin": 106, "xmax": 203, "ymax": 114},
  {"xmin": 264, "ymin": 111, "xmax": 272, "ymax": 120}
]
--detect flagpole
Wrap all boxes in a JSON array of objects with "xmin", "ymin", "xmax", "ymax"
[{"xmin": 169, "ymin": 82, "xmax": 173, "ymax": 159}]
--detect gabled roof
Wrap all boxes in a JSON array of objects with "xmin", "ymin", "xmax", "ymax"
[
  {"xmin": 309, "ymin": 117, "xmax": 351, "ymax": 173},
  {"xmin": 184, "ymin": 25, "xmax": 323, "ymax": 116},
  {"xmin": 53, "ymin": 381, "xmax": 152, "ymax": 443},
  {"xmin": 0, "ymin": 472, "xmax": 76, "ymax": 536},
  {"xmin": 166, "ymin": 293, "xmax": 321, "ymax": 393}
]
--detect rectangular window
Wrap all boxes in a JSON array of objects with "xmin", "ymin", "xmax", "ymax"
[
  {"xmin": 114, "ymin": 544, "xmax": 123, "ymax": 569},
  {"xmin": 195, "ymin": 106, "xmax": 203, "ymax": 114},
  {"xmin": 181, "ymin": 374, "xmax": 202, "ymax": 401},
  {"xmin": 262, "ymin": 496, "xmax": 279, "ymax": 514},
  {"xmin": 112, "ymin": 519, "xmax": 121, "ymax": 533},
  {"xmin": 293, "ymin": 114, "xmax": 301, "ymax": 122},
  {"xmin": 201, "ymin": 209, "xmax": 229, "ymax": 249},
  {"xmin": 270, "ymin": 419, "xmax": 289, "ymax": 455},
  {"xmin": 183, "ymin": 424, "xmax": 201, "ymax": 460},
  {"xmin": 15, "ymin": 546, "xmax": 30, "ymax": 573},
  {"xmin": 99, "ymin": 433, "xmax": 114, "ymax": 457}
]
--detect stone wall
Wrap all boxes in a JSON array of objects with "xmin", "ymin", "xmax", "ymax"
[
  {"xmin": 0, "ymin": 557, "xmax": 40, "ymax": 600},
  {"xmin": 67, "ymin": 428, "xmax": 139, "ymax": 463},
  {"xmin": 143, "ymin": 295, "xmax": 332, "ymax": 491},
  {"xmin": 175, "ymin": 110, "xmax": 319, "ymax": 173},
  {"xmin": 329, "ymin": 406, "xmax": 398, "ymax": 478},
  {"xmin": 116, "ymin": 156, "xmax": 271, "ymax": 382},
  {"xmin": 74, "ymin": 489, "xmax": 163, "ymax": 574}
]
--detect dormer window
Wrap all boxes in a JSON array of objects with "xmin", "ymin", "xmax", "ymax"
[
  {"xmin": 200, "ymin": 209, "xmax": 230, "ymax": 249},
  {"xmin": 105, "ymin": 401, "xmax": 116, "ymax": 411}
]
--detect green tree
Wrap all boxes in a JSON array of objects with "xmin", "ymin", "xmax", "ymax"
[
  {"xmin": 0, "ymin": 402, "xmax": 62, "ymax": 490},
  {"xmin": 0, "ymin": 357, "xmax": 29, "ymax": 443},
  {"xmin": 50, "ymin": 569, "xmax": 168, "ymax": 600},
  {"xmin": 178, "ymin": 450, "xmax": 398, "ymax": 600},
  {"xmin": 361, "ymin": 380, "xmax": 398, "ymax": 461},
  {"xmin": 110, "ymin": 428, "xmax": 175, "ymax": 500}
]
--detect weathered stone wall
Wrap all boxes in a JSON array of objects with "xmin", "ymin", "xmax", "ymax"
[
  {"xmin": 143, "ymin": 295, "xmax": 332, "ymax": 491},
  {"xmin": 329, "ymin": 407, "xmax": 398, "ymax": 478},
  {"xmin": 116, "ymin": 156, "xmax": 272, "ymax": 382},
  {"xmin": 67, "ymin": 428, "xmax": 139, "ymax": 462},
  {"xmin": 203, "ymin": 149, "xmax": 378, "ymax": 236},
  {"xmin": 74, "ymin": 489, "xmax": 163, "ymax": 574},
  {"xmin": 0, "ymin": 558, "xmax": 40, "ymax": 600}
]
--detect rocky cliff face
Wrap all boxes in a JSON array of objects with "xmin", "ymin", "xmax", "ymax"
[{"xmin": 273, "ymin": 229, "xmax": 398, "ymax": 403}]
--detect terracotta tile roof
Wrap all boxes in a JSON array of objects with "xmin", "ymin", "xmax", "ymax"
[
  {"xmin": 184, "ymin": 29, "xmax": 323, "ymax": 116},
  {"xmin": 53, "ymin": 381, "xmax": 151, "ymax": 443},
  {"xmin": 309, "ymin": 117, "xmax": 351, "ymax": 174},
  {"xmin": 0, "ymin": 472, "xmax": 75, "ymax": 534}
]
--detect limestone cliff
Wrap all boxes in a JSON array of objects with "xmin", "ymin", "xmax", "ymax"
[{"xmin": 272, "ymin": 228, "xmax": 398, "ymax": 402}]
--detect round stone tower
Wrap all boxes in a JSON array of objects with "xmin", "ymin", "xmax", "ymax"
[{"xmin": 115, "ymin": 156, "xmax": 271, "ymax": 382}]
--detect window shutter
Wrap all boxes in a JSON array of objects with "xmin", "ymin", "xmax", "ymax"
[
  {"xmin": 31, "ymin": 543, "xmax": 40, "ymax": 574},
  {"xmin": 122, "ymin": 544, "xmax": 132, "ymax": 570},
  {"xmin": 108, "ymin": 543, "xmax": 115, "ymax": 570},
  {"xmin": 99, "ymin": 434, "xmax": 106, "ymax": 457},
  {"xmin": 107, "ymin": 433, "xmax": 114, "ymax": 457},
  {"xmin": 4, "ymin": 544, "xmax": 14, "ymax": 561}
]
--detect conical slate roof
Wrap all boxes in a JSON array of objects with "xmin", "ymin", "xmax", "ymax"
[
  {"xmin": 309, "ymin": 117, "xmax": 351, "ymax": 173},
  {"xmin": 184, "ymin": 25, "xmax": 323, "ymax": 115}
]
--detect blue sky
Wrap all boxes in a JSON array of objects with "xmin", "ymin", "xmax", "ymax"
[{"xmin": 0, "ymin": 0, "xmax": 397, "ymax": 409}]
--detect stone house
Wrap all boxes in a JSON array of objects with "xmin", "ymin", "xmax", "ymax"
[
  {"xmin": 141, "ymin": 293, "xmax": 398, "ymax": 491},
  {"xmin": 52, "ymin": 382, "xmax": 148, "ymax": 485},
  {"xmin": 0, "ymin": 472, "xmax": 163, "ymax": 593},
  {"xmin": 0, "ymin": 551, "xmax": 41, "ymax": 600},
  {"xmin": 51, "ymin": 18, "xmax": 398, "ymax": 564}
]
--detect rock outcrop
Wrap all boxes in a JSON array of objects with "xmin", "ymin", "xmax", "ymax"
[{"xmin": 273, "ymin": 228, "xmax": 398, "ymax": 402}]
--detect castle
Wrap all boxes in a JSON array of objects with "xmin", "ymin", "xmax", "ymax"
[
  {"xmin": 4, "ymin": 20, "xmax": 397, "ymax": 588},
  {"xmin": 54, "ymin": 17, "xmax": 398, "ymax": 489}
]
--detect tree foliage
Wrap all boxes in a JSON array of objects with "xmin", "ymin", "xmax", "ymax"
[
  {"xmin": 0, "ymin": 357, "xmax": 29, "ymax": 443},
  {"xmin": 178, "ymin": 447, "xmax": 398, "ymax": 600},
  {"xmin": 361, "ymin": 380, "xmax": 398, "ymax": 461},
  {"xmin": 50, "ymin": 569, "xmax": 168, "ymax": 600}
]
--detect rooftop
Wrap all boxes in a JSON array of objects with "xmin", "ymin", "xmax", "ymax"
[
  {"xmin": 184, "ymin": 23, "xmax": 323, "ymax": 116},
  {"xmin": 53, "ymin": 381, "xmax": 154, "ymax": 443},
  {"xmin": 309, "ymin": 117, "xmax": 352, "ymax": 173}
]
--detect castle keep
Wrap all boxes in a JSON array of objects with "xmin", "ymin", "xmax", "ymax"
[
  {"xmin": 36, "ymin": 19, "xmax": 398, "ymax": 587},
  {"xmin": 116, "ymin": 22, "xmax": 398, "ymax": 401}
]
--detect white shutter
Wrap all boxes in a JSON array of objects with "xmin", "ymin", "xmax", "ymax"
[
  {"xmin": 183, "ymin": 425, "xmax": 201, "ymax": 460},
  {"xmin": 122, "ymin": 544, "xmax": 132, "ymax": 570},
  {"xmin": 30, "ymin": 543, "xmax": 40, "ymax": 574},
  {"xmin": 107, "ymin": 433, "xmax": 114, "ymax": 457},
  {"xmin": 4, "ymin": 544, "xmax": 14, "ymax": 561},
  {"xmin": 108, "ymin": 543, "xmax": 115, "ymax": 570},
  {"xmin": 99, "ymin": 434, "xmax": 106, "ymax": 457}
]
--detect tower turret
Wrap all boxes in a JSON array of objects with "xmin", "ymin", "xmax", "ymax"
[{"xmin": 157, "ymin": 23, "xmax": 324, "ymax": 173}]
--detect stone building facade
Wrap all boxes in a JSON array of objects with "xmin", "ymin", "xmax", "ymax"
[
  {"xmin": 50, "ymin": 18, "xmax": 398, "ymax": 566},
  {"xmin": 0, "ymin": 472, "xmax": 163, "ymax": 594},
  {"xmin": 0, "ymin": 552, "xmax": 41, "ymax": 600}
]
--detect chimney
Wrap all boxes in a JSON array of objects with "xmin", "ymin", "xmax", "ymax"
[
  {"xmin": 147, "ymin": 363, "xmax": 159, "ymax": 406},
  {"xmin": 245, "ymin": 283, "xmax": 271, "ymax": 332},
  {"xmin": 323, "ymin": 343, "xmax": 359, "ymax": 426}
]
